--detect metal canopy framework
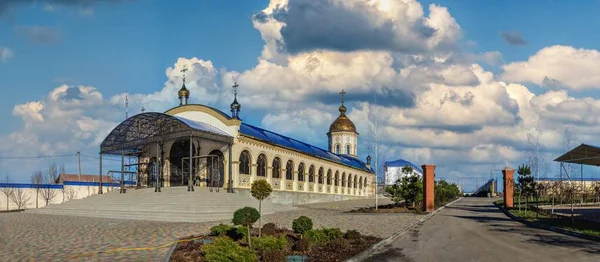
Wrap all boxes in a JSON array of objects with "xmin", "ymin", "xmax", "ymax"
[
  {"xmin": 100, "ymin": 112, "xmax": 233, "ymax": 155},
  {"xmin": 554, "ymin": 143, "xmax": 600, "ymax": 166}
]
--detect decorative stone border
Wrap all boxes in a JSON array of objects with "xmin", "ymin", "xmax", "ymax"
[
  {"xmin": 493, "ymin": 202, "xmax": 600, "ymax": 243},
  {"xmin": 345, "ymin": 197, "xmax": 464, "ymax": 262}
]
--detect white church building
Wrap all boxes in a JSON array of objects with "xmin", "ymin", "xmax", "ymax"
[{"xmin": 383, "ymin": 159, "xmax": 423, "ymax": 186}]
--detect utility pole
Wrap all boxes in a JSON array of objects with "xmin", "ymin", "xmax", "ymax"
[{"xmin": 77, "ymin": 151, "xmax": 82, "ymax": 182}]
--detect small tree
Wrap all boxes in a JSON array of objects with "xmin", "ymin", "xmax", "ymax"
[
  {"xmin": 65, "ymin": 187, "xmax": 78, "ymax": 201},
  {"xmin": 517, "ymin": 165, "xmax": 535, "ymax": 215},
  {"xmin": 232, "ymin": 207, "xmax": 260, "ymax": 248},
  {"xmin": 40, "ymin": 167, "xmax": 57, "ymax": 206},
  {"xmin": 385, "ymin": 180, "xmax": 405, "ymax": 206},
  {"xmin": 10, "ymin": 188, "xmax": 30, "ymax": 210},
  {"xmin": 251, "ymin": 179, "xmax": 273, "ymax": 237},
  {"xmin": 0, "ymin": 175, "xmax": 15, "ymax": 211},
  {"xmin": 404, "ymin": 174, "xmax": 423, "ymax": 208}
]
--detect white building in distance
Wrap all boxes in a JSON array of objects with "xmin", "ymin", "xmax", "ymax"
[{"xmin": 383, "ymin": 159, "xmax": 423, "ymax": 185}]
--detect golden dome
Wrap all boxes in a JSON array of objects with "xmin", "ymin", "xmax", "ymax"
[
  {"xmin": 329, "ymin": 105, "xmax": 357, "ymax": 133},
  {"xmin": 178, "ymin": 85, "xmax": 190, "ymax": 98}
]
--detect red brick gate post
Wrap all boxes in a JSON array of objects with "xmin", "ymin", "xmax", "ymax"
[
  {"xmin": 502, "ymin": 167, "xmax": 514, "ymax": 209},
  {"xmin": 422, "ymin": 164, "xmax": 435, "ymax": 213}
]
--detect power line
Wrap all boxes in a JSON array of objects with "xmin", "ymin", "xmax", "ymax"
[
  {"xmin": 0, "ymin": 154, "xmax": 75, "ymax": 160},
  {"xmin": 80, "ymin": 154, "xmax": 123, "ymax": 162}
]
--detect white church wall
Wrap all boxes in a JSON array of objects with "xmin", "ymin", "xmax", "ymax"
[{"xmin": 384, "ymin": 166, "xmax": 423, "ymax": 186}]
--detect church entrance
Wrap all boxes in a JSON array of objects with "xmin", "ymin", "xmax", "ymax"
[
  {"xmin": 169, "ymin": 139, "xmax": 197, "ymax": 187},
  {"xmin": 147, "ymin": 157, "xmax": 158, "ymax": 187},
  {"xmin": 207, "ymin": 149, "xmax": 225, "ymax": 188}
]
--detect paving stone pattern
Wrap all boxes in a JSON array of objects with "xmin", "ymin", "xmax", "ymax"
[{"xmin": 1, "ymin": 197, "xmax": 422, "ymax": 261}]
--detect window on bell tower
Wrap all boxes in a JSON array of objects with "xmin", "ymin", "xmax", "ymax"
[
  {"xmin": 335, "ymin": 144, "xmax": 340, "ymax": 154},
  {"xmin": 346, "ymin": 144, "xmax": 351, "ymax": 154}
]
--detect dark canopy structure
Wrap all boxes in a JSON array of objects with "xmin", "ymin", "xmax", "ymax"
[
  {"xmin": 554, "ymin": 143, "xmax": 600, "ymax": 166},
  {"xmin": 100, "ymin": 112, "xmax": 233, "ymax": 155}
]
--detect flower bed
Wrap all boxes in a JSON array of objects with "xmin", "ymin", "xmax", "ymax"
[{"xmin": 169, "ymin": 220, "xmax": 382, "ymax": 262}]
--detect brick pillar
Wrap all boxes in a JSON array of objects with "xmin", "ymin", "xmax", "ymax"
[
  {"xmin": 502, "ymin": 167, "xmax": 514, "ymax": 209},
  {"xmin": 422, "ymin": 164, "xmax": 435, "ymax": 213}
]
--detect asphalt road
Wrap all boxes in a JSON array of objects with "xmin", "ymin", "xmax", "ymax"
[{"xmin": 365, "ymin": 197, "xmax": 600, "ymax": 262}]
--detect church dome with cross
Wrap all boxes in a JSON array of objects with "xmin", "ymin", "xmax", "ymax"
[{"xmin": 327, "ymin": 90, "xmax": 358, "ymax": 157}]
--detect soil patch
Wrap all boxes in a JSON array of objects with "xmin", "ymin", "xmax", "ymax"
[{"xmin": 346, "ymin": 203, "xmax": 422, "ymax": 214}]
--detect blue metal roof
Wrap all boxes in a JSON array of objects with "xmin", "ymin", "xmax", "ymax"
[
  {"xmin": 384, "ymin": 159, "xmax": 423, "ymax": 174},
  {"xmin": 239, "ymin": 123, "xmax": 373, "ymax": 173}
]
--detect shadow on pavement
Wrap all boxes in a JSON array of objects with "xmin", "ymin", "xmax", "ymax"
[
  {"xmin": 365, "ymin": 247, "xmax": 413, "ymax": 262},
  {"xmin": 449, "ymin": 215, "xmax": 512, "ymax": 223}
]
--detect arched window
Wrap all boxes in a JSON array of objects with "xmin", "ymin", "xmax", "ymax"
[
  {"xmin": 298, "ymin": 163, "xmax": 305, "ymax": 181},
  {"xmin": 318, "ymin": 167, "xmax": 324, "ymax": 184},
  {"xmin": 335, "ymin": 144, "xmax": 340, "ymax": 154},
  {"xmin": 354, "ymin": 174, "xmax": 358, "ymax": 188},
  {"xmin": 359, "ymin": 176, "xmax": 363, "ymax": 189},
  {"xmin": 346, "ymin": 144, "xmax": 351, "ymax": 154},
  {"xmin": 272, "ymin": 157, "xmax": 281, "ymax": 179},
  {"xmin": 334, "ymin": 171, "xmax": 339, "ymax": 186},
  {"xmin": 348, "ymin": 174, "xmax": 352, "ymax": 188},
  {"xmin": 363, "ymin": 177, "xmax": 367, "ymax": 189},
  {"xmin": 239, "ymin": 150, "xmax": 250, "ymax": 175},
  {"xmin": 308, "ymin": 165, "xmax": 315, "ymax": 183},
  {"xmin": 286, "ymin": 160, "xmax": 294, "ymax": 180},
  {"xmin": 327, "ymin": 169, "xmax": 332, "ymax": 185},
  {"xmin": 342, "ymin": 173, "xmax": 346, "ymax": 187},
  {"xmin": 257, "ymin": 154, "xmax": 267, "ymax": 177}
]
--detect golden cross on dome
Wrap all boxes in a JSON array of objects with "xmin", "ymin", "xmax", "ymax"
[
  {"xmin": 181, "ymin": 65, "xmax": 188, "ymax": 83},
  {"xmin": 339, "ymin": 89, "xmax": 346, "ymax": 104}
]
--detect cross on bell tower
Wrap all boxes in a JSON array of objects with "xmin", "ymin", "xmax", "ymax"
[
  {"xmin": 178, "ymin": 65, "xmax": 190, "ymax": 106},
  {"xmin": 340, "ymin": 89, "xmax": 346, "ymax": 105},
  {"xmin": 230, "ymin": 82, "xmax": 241, "ymax": 119}
]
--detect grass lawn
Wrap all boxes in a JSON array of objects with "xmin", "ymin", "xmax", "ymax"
[{"xmin": 507, "ymin": 207, "xmax": 600, "ymax": 237}]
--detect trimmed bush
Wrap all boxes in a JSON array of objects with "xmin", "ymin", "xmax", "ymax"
[
  {"xmin": 232, "ymin": 207, "xmax": 260, "ymax": 247},
  {"xmin": 303, "ymin": 229, "xmax": 328, "ymax": 244},
  {"xmin": 344, "ymin": 230, "xmax": 362, "ymax": 240},
  {"xmin": 226, "ymin": 226, "xmax": 247, "ymax": 241},
  {"xmin": 262, "ymin": 250, "xmax": 286, "ymax": 262},
  {"xmin": 253, "ymin": 235, "xmax": 288, "ymax": 253},
  {"xmin": 293, "ymin": 238, "xmax": 312, "ymax": 252},
  {"xmin": 262, "ymin": 223, "xmax": 279, "ymax": 236},
  {"xmin": 200, "ymin": 237, "xmax": 257, "ymax": 262},
  {"xmin": 292, "ymin": 216, "xmax": 313, "ymax": 235},
  {"xmin": 322, "ymin": 227, "xmax": 343, "ymax": 240},
  {"xmin": 210, "ymin": 224, "xmax": 234, "ymax": 236}
]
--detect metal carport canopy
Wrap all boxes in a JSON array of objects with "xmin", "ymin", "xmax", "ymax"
[{"xmin": 554, "ymin": 143, "xmax": 600, "ymax": 166}]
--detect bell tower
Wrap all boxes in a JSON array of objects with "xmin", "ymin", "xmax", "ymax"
[{"xmin": 327, "ymin": 90, "xmax": 358, "ymax": 156}]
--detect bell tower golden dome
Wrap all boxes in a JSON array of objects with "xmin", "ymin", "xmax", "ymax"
[
  {"xmin": 178, "ymin": 66, "xmax": 190, "ymax": 106},
  {"xmin": 327, "ymin": 90, "xmax": 358, "ymax": 156}
]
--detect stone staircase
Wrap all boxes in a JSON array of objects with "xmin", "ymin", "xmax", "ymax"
[{"xmin": 26, "ymin": 187, "xmax": 297, "ymax": 223}]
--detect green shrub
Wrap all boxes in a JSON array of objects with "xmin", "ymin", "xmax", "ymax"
[
  {"xmin": 226, "ymin": 226, "xmax": 248, "ymax": 241},
  {"xmin": 210, "ymin": 224, "xmax": 234, "ymax": 236},
  {"xmin": 253, "ymin": 235, "xmax": 288, "ymax": 253},
  {"xmin": 200, "ymin": 237, "xmax": 257, "ymax": 262},
  {"xmin": 262, "ymin": 250, "xmax": 286, "ymax": 262},
  {"xmin": 344, "ymin": 230, "xmax": 361, "ymax": 240},
  {"xmin": 292, "ymin": 216, "xmax": 313, "ymax": 235},
  {"xmin": 322, "ymin": 227, "xmax": 343, "ymax": 240},
  {"xmin": 303, "ymin": 229, "xmax": 328, "ymax": 244},
  {"xmin": 293, "ymin": 238, "xmax": 312, "ymax": 252}
]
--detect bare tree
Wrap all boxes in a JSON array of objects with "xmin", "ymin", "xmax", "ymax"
[
  {"xmin": 10, "ymin": 188, "xmax": 31, "ymax": 210},
  {"xmin": 0, "ymin": 175, "xmax": 15, "ymax": 211},
  {"xmin": 367, "ymin": 90, "xmax": 384, "ymax": 210},
  {"xmin": 526, "ymin": 127, "xmax": 543, "ymax": 181},
  {"xmin": 40, "ymin": 164, "xmax": 58, "ymax": 206},
  {"xmin": 561, "ymin": 127, "xmax": 577, "ymax": 179},
  {"xmin": 65, "ymin": 187, "xmax": 78, "ymax": 201},
  {"xmin": 31, "ymin": 170, "xmax": 43, "ymax": 208}
]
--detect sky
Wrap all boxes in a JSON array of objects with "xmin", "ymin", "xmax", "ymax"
[{"xmin": 1, "ymin": 0, "xmax": 600, "ymax": 191}]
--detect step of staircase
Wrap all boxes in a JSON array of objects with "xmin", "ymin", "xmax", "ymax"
[{"xmin": 26, "ymin": 187, "xmax": 296, "ymax": 223}]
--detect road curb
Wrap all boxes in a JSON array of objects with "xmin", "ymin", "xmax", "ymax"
[
  {"xmin": 493, "ymin": 202, "xmax": 600, "ymax": 243},
  {"xmin": 345, "ymin": 197, "xmax": 464, "ymax": 262},
  {"xmin": 163, "ymin": 241, "xmax": 177, "ymax": 262}
]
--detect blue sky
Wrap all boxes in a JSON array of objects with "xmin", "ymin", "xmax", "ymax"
[{"xmin": 1, "ymin": 0, "xmax": 600, "ymax": 191}]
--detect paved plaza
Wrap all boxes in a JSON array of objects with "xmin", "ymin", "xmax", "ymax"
[{"xmin": 0, "ymin": 197, "xmax": 422, "ymax": 261}]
